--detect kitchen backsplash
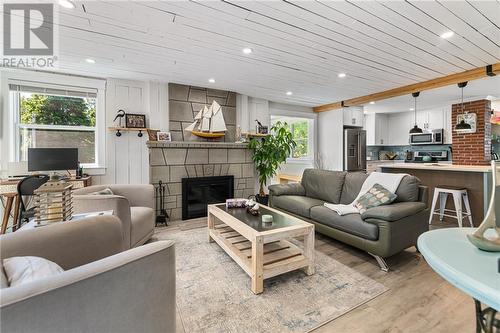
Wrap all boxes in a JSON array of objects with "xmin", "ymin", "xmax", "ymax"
[{"xmin": 367, "ymin": 144, "xmax": 452, "ymax": 161}]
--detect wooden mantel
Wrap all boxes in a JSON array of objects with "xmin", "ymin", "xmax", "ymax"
[{"xmin": 314, "ymin": 63, "xmax": 500, "ymax": 113}]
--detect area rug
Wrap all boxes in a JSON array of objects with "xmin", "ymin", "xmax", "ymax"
[{"xmin": 154, "ymin": 227, "xmax": 388, "ymax": 333}]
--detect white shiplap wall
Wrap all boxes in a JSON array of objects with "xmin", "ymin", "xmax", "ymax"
[{"xmin": 93, "ymin": 79, "xmax": 168, "ymax": 185}]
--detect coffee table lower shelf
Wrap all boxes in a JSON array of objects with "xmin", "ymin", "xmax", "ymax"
[{"xmin": 209, "ymin": 223, "xmax": 312, "ymax": 293}]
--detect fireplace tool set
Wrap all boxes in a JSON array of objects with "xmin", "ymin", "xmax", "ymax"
[{"xmin": 155, "ymin": 180, "xmax": 169, "ymax": 226}]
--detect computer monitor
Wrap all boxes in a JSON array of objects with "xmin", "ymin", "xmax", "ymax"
[{"xmin": 28, "ymin": 148, "xmax": 79, "ymax": 172}]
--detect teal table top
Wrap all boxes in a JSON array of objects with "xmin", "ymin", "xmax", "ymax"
[{"xmin": 418, "ymin": 228, "xmax": 500, "ymax": 311}]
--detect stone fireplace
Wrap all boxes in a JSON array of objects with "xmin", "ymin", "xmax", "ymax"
[{"xmin": 148, "ymin": 141, "xmax": 256, "ymax": 221}]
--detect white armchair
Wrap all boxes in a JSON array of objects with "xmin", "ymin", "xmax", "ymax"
[
  {"xmin": 0, "ymin": 216, "xmax": 176, "ymax": 333},
  {"xmin": 73, "ymin": 184, "xmax": 156, "ymax": 249}
]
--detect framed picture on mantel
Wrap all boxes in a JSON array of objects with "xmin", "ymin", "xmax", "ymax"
[{"xmin": 456, "ymin": 113, "xmax": 477, "ymax": 134}]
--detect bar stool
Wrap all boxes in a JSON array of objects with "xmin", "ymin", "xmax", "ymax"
[{"xmin": 428, "ymin": 185, "xmax": 473, "ymax": 227}]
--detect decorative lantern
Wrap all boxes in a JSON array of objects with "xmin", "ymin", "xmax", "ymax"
[{"xmin": 34, "ymin": 178, "xmax": 73, "ymax": 225}]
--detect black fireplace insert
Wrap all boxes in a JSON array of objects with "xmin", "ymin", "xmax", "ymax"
[{"xmin": 182, "ymin": 176, "xmax": 234, "ymax": 220}]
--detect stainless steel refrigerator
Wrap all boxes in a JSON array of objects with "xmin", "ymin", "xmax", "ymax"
[{"xmin": 344, "ymin": 128, "xmax": 367, "ymax": 172}]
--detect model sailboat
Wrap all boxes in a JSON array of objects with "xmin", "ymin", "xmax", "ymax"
[{"xmin": 185, "ymin": 100, "xmax": 227, "ymax": 138}]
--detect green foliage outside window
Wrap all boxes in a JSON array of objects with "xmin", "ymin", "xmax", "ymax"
[{"xmin": 20, "ymin": 93, "xmax": 96, "ymax": 126}]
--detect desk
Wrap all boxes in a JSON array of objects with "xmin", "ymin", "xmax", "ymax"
[
  {"xmin": 0, "ymin": 176, "xmax": 91, "ymax": 234},
  {"xmin": 418, "ymin": 228, "xmax": 500, "ymax": 332}
]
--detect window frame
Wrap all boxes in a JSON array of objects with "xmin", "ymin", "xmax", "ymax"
[
  {"xmin": 270, "ymin": 112, "xmax": 316, "ymax": 164},
  {"xmin": 1, "ymin": 70, "xmax": 106, "ymax": 172}
]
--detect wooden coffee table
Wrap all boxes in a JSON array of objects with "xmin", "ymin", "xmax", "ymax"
[{"xmin": 207, "ymin": 203, "xmax": 315, "ymax": 294}]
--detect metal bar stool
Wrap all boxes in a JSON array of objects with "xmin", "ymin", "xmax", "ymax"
[{"xmin": 428, "ymin": 185, "xmax": 473, "ymax": 227}]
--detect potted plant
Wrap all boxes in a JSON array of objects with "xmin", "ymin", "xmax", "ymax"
[{"xmin": 248, "ymin": 121, "xmax": 296, "ymax": 205}]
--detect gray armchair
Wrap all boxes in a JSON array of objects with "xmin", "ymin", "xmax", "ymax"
[
  {"xmin": 73, "ymin": 184, "xmax": 155, "ymax": 249},
  {"xmin": 0, "ymin": 216, "xmax": 176, "ymax": 333}
]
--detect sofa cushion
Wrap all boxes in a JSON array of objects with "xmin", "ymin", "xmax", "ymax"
[
  {"xmin": 301, "ymin": 169, "xmax": 347, "ymax": 203},
  {"xmin": 310, "ymin": 206, "xmax": 379, "ymax": 240},
  {"xmin": 272, "ymin": 195, "xmax": 325, "ymax": 218},
  {"xmin": 340, "ymin": 172, "xmax": 369, "ymax": 204},
  {"xmin": 1, "ymin": 265, "xmax": 8, "ymax": 288},
  {"xmin": 394, "ymin": 175, "xmax": 421, "ymax": 202},
  {"xmin": 130, "ymin": 207, "xmax": 155, "ymax": 246},
  {"xmin": 354, "ymin": 183, "xmax": 397, "ymax": 214},
  {"xmin": 3, "ymin": 256, "xmax": 64, "ymax": 287}
]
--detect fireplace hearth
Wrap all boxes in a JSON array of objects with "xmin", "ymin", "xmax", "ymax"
[{"xmin": 182, "ymin": 176, "xmax": 234, "ymax": 220}]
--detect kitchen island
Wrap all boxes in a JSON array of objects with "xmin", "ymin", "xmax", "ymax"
[{"xmin": 379, "ymin": 163, "xmax": 492, "ymax": 226}]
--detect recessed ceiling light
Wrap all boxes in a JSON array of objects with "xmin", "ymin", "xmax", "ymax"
[
  {"xmin": 338, "ymin": 73, "xmax": 347, "ymax": 78},
  {"xmin": 369, "ymin": 101, "xmax": 375, "ymax": 105},
  {"xmin": 286, "ymin": 91, "xmax": 293, "ymax": 96},
  {"xmin": 440, "ymin": 31, "xmax": 454, "ymax": 39},
  {"xmin": 208, "ymin": 78, "xmax": 215, "ymax": 83},
  {"xmin": 409, "ymin": 108, "xmax": 415, "ymax": 111},
  {"xmin": 85, "ymin": 58, "xmax": 96, "ymax": 64},
  {"xmin": 59, "ymin": 0, "xmax": 75, "ymax": 9},
  {"xmin": 242, "ymin": 48, "xmax": 253, "ymax": 54}
]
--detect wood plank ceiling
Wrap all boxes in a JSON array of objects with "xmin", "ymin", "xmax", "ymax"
[{"xmin": 18, "ymin": 1, "xmax": 500, "ymax": 106}]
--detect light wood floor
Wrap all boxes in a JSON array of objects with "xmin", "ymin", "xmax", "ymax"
[{"xmin": 160, "ymin": 219, "xmax": 475, "ymax": 333}]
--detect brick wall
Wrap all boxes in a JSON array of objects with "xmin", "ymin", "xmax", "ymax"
[{"xmin": 452, "ymin": 99, "xmax": 492, "ymax": 165}]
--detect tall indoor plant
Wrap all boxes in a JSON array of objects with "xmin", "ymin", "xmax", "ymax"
[{"xmin": 249, "ymin": 121, "xmax": 296, "ymax": 204}]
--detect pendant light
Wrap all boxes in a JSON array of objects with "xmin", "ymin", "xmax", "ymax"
[
  {"xmin": 409, "ymin": 92, "xmax": 423, "ymax": 134},
  {"xmin": 455, "ymin": 81, "xmax": 471, "ymax": 130}
]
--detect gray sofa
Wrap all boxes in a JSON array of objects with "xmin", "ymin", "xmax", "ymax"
[
  {"xmin": 269, "ymin": 169, "xmax": 429, "ymax": 271},
  {"xmin": 0, "ymin": 216, "xmax": 176, "ymax": 333}
]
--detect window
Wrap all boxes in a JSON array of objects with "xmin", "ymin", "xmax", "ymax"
[
  {"xmin": 9, "ymin": 83, "xmax": 98, "ymax": 166},
  {"xmin": 271, "ymin": 115, "xmax": 314, "ymax": 161}
]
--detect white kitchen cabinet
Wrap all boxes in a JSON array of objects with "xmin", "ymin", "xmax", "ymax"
[
  {"xmin": 388, "ymin": 112, "xmax": 412, "ymax": 145},
  {"xmin": 364, "ymin": 113, "xmax": 388, "ymax": 145},
  {"xmin": 343, "ymin": 106, "xmax": 364, "ymax": 127}
]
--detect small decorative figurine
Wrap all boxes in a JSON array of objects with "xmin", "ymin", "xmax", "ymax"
[
  {"xmin": 246, "ymin": 198, "xmax": 260, "ymax": 216},
  {"xmin": 113, "ymin": 109, "xmax": 126, "ymax": 127}
]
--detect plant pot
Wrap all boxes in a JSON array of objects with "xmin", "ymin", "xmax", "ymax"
[{"xmin": 255, "ymin": 194, "xmax": 269, "ymax": 206}]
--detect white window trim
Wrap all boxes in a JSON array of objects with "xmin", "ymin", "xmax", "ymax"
[
  {"xmin": 270, "ymin": 110, "xmax": 317, "ymax": 164},
  {"xmin": 1, "ymin": 69, "xmax": 106, "ymax": 172}
]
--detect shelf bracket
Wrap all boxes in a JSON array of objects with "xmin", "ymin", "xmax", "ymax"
[
  {"xmin": 138, "ymin": 130, "xmax": 143, "ymax": 138},
  {"xmin": 116, "ymin": 129, "xmax": 122, "ymax": 137}
]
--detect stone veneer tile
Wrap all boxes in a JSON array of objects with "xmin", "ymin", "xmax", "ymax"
[
  {"xmin": 207, "ymin": 89, "xmax": 229, "ymax": 98},
  {"xmin": 170, "ymin": 100, "xmax": 194, "ymax": 122},
  {"xmin": 203, "ymin": 165, "xmax": 214, "ymax": 176},
  {"xmin": 176, "ymin": 195, "xmax": 182, "ymax": 208},
  {"xmin": 151, "ymin": 166, "xmax": 169, "ymax": 183},
  {"xmin": 167, "ymin": 182, "xmax": 182, "ymax": 195},
  {"xmin": 188, "ymin": 89, "xmax": 207, "ymax": 103},
  {"xmin": 235, "ymin": 190, "xmax": 243, "ymax": 198},
  {"xmin": 169, "ymin": 121, "xmax": 182, "ymax": 131},
  {"xmin": 224, "ymin": 125, "xmax": 236, "ymax": 143},
  {"xmin": 150, "ymin": 148, "xmax": 166, "ymax": 166},
  {"xmin": 171, "ymin": 131, "xmax": 184, "ymax": 142},
  {"xmin": 213, "ymin": 164, "xmax": 221, "ymax": 176},
  {"xmin": 228, "ymin": 164, "xmax": 242, "ymax": 178},
  {"xmin": 209, "ymin": 149, "xmax": 228, "ymax": 163},
  {"xmin": 169, "ymin": 83, "xmax": 190, "ymax": 101},
  {"xmin": 222, "ymin": 106, "xmax": 236, "ymax": 125},
  {"xmin": 245, "ymin": 149, "xmax": 253, "ymax": 163},
  {"xmin": 186, "ymin": 165, "xmax": 197, "ymax": 178},
  {"xmin": 170, "ymin": 208, "xmax": 182, "ymax": 220},
  {"xmin": 246, "ymin": 178, "xmax": 255, "ymax": 189},
  {"xmin": 164, "ymin": 149, "xmax": 187, "ymax": 165},
  {"xmin": 228, "ymin": 149, "xmax": 246, "ymax": 163},
  {"xmin": 242, "ymin": 163, "xmax": 255, "ymax": 178},
  {"xmin": 170, "ymin": 166, "xmax": 188, "ymax": 182},
  {"xmin": 195, "ymin": 165, "xmax": 204, "ymax": 176},
  {"xmin": 227, "ymin": 92, "xmax": 237, "ymax": 107},
  {"xmin": 210, "ymin": 97, "xmax": 227, "ymax": 107},
  {"xmin": 186, "ymin": 149, "xmax": 209, "ymax": 164}
]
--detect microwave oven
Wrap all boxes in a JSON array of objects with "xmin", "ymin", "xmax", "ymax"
[{"xmin": 409, "ymin": 129, "xmax": 444, "ymax": 145}]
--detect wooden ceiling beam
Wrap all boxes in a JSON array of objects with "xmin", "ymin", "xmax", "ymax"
[{"xmin": 313, "ymin": 63, "xmax": 500, "ymax": 113}]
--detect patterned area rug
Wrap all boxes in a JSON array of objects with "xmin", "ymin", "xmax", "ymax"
[{"xmin": 154, "ymin": 227, "xmax": 388, "ymax": 333}]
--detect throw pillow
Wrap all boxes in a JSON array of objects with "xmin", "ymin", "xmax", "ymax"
[
  {"xmin": 3, "ymin": 256, "xmax": 64, "ymax": 287},
  {"xmin": 89, "ymin": 188, "xmax": 114, "ymax": 195},
  {"xmin": 354, "ymin": 183, "xmax": 397, "ymax": 214}
]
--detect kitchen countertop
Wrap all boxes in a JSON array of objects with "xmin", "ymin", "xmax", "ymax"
[{"xmin": 378, "ymin": 163, "xmax": 492, "ymax": 173}]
